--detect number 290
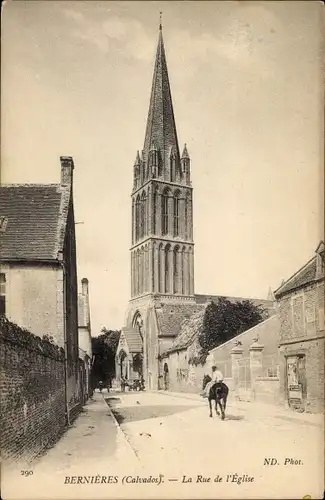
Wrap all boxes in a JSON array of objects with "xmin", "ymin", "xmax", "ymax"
[{"xmin": 21, "ymin": 470, "xmax": 33, "ymax": 476}]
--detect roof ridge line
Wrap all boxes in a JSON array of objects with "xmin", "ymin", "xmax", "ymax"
[
  {"xmin": 194, "ymin": 293, "xmax": 272, "ymax": 302},
  {"xmin": 274, "ymin": 255, "xmax": 317, "ymax": 295},
  {"xmin": 208, "ymin": 316, "xmax": 278, "ymax": 354},
  {"xmin": 1, "ymin": 183, "xmax": 60, "ymax": 188}
]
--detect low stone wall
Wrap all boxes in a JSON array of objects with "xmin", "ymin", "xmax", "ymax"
[
  {"xmin": 163, "ymin": 317, "xmax": 282, "ymax": 407},
  {"xmin": 0, "ymin": 317, "xmax": 66, "ymax": 463}
]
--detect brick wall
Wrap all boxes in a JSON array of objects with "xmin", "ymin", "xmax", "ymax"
[{"xmin": 0, "ymin": 317, "xmax": 66, "ymax": 463}]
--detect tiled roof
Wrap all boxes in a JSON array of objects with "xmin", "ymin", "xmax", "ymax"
[
  {"xmin": 274, "ymin": 257, "xmax": 318, "ymax": 297},
  {"xmin": 155, "ymin": 303, "xmax": 203, "ymax": 337},
  {"xmin": 0, "ymin": 184, "xmax": 70, "ymax": 261},
  {"xmin": 123, "ymin": 328, "xmax": 143, "ymax": 353},
  {"xmin": 161, "ymin": 294, "xmax": 277, "ymax": 356},
  {"xmin": 195, "ymin": 293, "xmax": 272, "ymax": 308},
  {"xmin": 167, "ymin": 307, "xmax": 206, "ymax": 353}
]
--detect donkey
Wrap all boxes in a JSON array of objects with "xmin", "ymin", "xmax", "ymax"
[{"xmin": 202, "ymin": 374, "xmax": 229, "ymax": 420}]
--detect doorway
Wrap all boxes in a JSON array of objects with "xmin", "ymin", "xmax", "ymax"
[
  {"xmin": 119, "ymin": 350, "xmax": 128, "ymax": 380},
  {"xmin": 286, "ymin": 354, "xmax": 306, "ymax": 411},
  {"xmin": 163, "ymin": 363, "xmax": 169, "ymax": 390}
]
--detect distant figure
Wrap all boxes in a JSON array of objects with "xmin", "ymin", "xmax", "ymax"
[
  {"xmin": 121, "ymin": 377, "xmax": 126, "ymax": 392},
  {"xmin": 98, "ymin": 380, "xmax": 103, "ymax": 393}
]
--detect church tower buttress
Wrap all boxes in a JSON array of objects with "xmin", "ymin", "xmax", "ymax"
[{"xmin": 130, "ymin": 25, "xmax": 195, "ymax": 300}]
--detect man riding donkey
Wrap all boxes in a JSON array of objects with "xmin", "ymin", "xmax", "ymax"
[{"xmin": 202, "ymin": 365, "xmax": 229, "ymax": 419}]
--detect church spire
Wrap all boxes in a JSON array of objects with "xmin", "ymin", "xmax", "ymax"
[{"xmin": 143, "ymin": 22, "xmax": 180, "ymax": 176}]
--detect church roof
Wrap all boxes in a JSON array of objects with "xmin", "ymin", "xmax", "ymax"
[
  {"xmin": 155, "ymin": 303, "xmax": 203, "ymax": 338},
  {"xmin": 120, "ymin": 328, "xmax": 143, "ymax": 354},
  {"xmin": 194, "ymin": 294, "xmax": 274, "ymax": 315},
  {"xmin": 143, "ymin": 26, "xmax": 180, "ymax": 170},
  {"xmin": 166, "ymin": 307, "xmax": 206, "ymax": 354}
]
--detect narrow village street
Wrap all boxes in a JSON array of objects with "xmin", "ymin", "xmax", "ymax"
[
  {"xmin": 4, "ymin": 389, "xmax": 322, "ymax": 500},
  {"xmin": 106, "ymin": 390, "xmax": 322, "ymax": 473}
]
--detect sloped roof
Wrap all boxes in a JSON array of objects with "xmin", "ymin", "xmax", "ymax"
[
  {"xmin": 208, "ymin": 315, "xmax": 280, "ymax": 357},
  {"xmin": 167, "ymin": 307, "xmax": 206, "ymax": 353},
  {"xmin": 143, "ymin": 27, "xmax": 180, "ymax": 168},
  {"xmin": 0, "ymin": 184, "xmax": 71, "ymax": 261},
  {"xmin": 274, "ymin": 256, "xmax": 319, "ymax": 298},
  {"xmin": 155, "ymin": 303, "xmax": 203, "ymax": 337},
  {"xmin": 194, "ymin": 294, "xmax": 273, "ymax": 313},
  {"xmin": 121, "ymin": 328, "xmax": 143, "ymax": 353}
]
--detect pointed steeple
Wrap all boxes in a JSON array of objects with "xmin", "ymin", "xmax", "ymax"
[
  {"xmin": 143, "ymin": 23, "xmax": 180, "ymax": 174},
  {"xmin": 181, "ymin": 143, "xmax": 189, "ymax": 159},
  {"xmin": 134, "ymin": 150, "xmax": 141, "ymax": 165},
  {"xmin": 267, "ymin": 286, "xmax": 275, "ymax": 301}
]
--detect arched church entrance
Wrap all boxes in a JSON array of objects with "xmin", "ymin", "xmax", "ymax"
[
  {"xmin": 119, "ymin": 350, "xmax": 129, "ymax": 380},
  {"xmin": 132, "ymin": 311, "xmax": 144, "ymax": 381},
  {"xmin": 163, "ymin": 362, "xmax": 169, "ymax": 390}
]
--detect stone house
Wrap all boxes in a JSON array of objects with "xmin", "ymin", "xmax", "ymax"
[
  {"xmin": 78, "ymin": 277, "xmax": 92, "ymax": 400},
  {"xmin": 0, "ymin": 156, "xmax": 82, "ymax": 416},
  {"xmin": 275, "ymin": 242, "xmax": 324, "ymax": 413}
]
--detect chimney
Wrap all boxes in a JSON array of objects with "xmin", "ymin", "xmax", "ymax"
[
  {"xmin": 60, "ymin": 156, "xmax": 74, "ymax": 186},
  {"xmin": 81, "ymin": 277, "xmax": 89, "ymax": 297},
  {"xmin": 81, "ymin": 278, "xmax": 90, "ymax": 330}
]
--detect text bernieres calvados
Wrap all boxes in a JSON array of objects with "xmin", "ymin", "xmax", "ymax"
[{"xmin": 64, "ymin": 475, "xmax": 165, "ymax": 485}]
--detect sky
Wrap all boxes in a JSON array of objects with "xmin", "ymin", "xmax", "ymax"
[{"xmin": 2, "ymin": 1, "xmax": 324, "ymax": 334}]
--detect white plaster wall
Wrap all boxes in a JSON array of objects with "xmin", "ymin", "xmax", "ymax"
[{"xmin": 3, "ymin": 263, "xmax": 64, "ymax": 347}]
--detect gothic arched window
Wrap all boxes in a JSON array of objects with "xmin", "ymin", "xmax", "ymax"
[
  {"xmin": 184, "ymin": 193, "xmax": 190, "ymax": 240},
  {"xmin": 140, "ymin": 191, "xmax": 146, "ymax": 238},
  {"xmin": 140, "ymin": 246, "xmax": 144, "ymax": 293},
  {"xmin": 135, "ymin": 195, "xmax": 140, "ymax": 242},
  {"xmin": 152, "ymin": 185, "xmax": 158, "ymax": 234},
  {"xmin": 132, "ymin": 199, "xmax": 135, "ymax": 245},
  {"xmin": 173, "ymin": 246, "xmax": 180, "ymax": 293},
  {"xmin": 136, "ymin": 248, "xmax": 140, "ymax": 295},
  {"xmin": 161, "ymin": 189, "xmax": 169, "ymax": 236},
  {"xmin": 173, "ymin": 191, "xmax": 180, "ymax": 237},
  {"xmin": 158, "ymin": 243, "xmax": 163, "ymax": 293},
  {"xmin": 164, "ymin": 244, "xmax": 171, "ymax": 293},
  {"xmin": 181, "ymin": 246, "xmax": 186, "ymax": 295}
]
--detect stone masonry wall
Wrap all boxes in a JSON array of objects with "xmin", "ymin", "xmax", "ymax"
[
  {"xmin": 0, "ymin": 318, "xmax": 66, "ymax": 463},
  {"xmin": 278, "ymin": 280, "xmax": 324, "ymax": 413}
]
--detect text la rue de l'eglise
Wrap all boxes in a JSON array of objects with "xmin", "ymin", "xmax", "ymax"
[{"xmin": 64, "ymin": 473, "xmax": 254, "ymax": 485}]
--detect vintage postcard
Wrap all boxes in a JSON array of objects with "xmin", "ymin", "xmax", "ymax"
[{"xmin": 1, "ymin": 1, "xmax": 324, "ymax": 499}]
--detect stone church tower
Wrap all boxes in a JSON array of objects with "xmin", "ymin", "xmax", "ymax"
[
  {"xmin": 116, "ymin": 23, "xmax": 201, "ymax": 390},
  {"xmin": 131, "ymin": 24, "xmax": 194, "ymax": 300},
  {"xmin": 115, "ymin": 23, "xmax": 275, "ymax": 391}
]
